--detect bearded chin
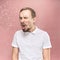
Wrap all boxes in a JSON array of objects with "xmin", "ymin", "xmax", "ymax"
[{"xmin": 22, "ymin": 28, "xmax": 30, "ymax": 32}]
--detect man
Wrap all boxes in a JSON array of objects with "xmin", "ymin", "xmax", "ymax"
[{"xmin": 12, "ymin": 7, "xmax": 52, "ymax": 60}]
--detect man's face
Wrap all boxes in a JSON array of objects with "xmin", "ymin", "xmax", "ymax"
[{"xmin": 19, "ymin": 10, "xmax": 35, "ymax": 32}]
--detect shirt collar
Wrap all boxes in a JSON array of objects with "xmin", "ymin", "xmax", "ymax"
[
  {"xmin": 31, "ymin": 26, "xmax": 39, "ymax": 34},
  {"xmin": 22, "ymin": 26, "xmax": 39, "ymax": 35}
]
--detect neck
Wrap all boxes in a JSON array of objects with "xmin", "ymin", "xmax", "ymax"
[{"xmin": 29, "ymin": 25, "xmax": 36, "ymax": 32}]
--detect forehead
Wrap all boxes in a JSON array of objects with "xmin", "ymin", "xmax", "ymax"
[{"xmin": 20, "ymin": 10, "xmax": 31, "ymax": 17}]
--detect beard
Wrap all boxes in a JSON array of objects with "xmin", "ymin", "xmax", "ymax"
[
  {"xmin": 21, "ymin": 23, "xmax": 31, "ymax": 32},
  {"xmin": 22, "ymin": 28, "xmax": 30, "ymax": 32}
]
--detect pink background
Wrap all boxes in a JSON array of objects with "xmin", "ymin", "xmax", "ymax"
[{"xmin": 0, "ymin": 0, "xmax": 60, "ymax": 60}]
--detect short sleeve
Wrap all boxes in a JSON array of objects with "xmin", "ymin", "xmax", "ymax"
[
  {"xmin": 43, "ymin": 32, "xmax": 52, "ymax": 49},
  {"xmin": 12, "ymin": 32, "xmax": 19, "ymax": 48}
]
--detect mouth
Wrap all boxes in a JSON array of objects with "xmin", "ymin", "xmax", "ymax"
[
  {"xmin": 21, "ymin": 24, "xmax": 26, "ymax": 27},
  {"xmin": 21, "ymin": 23, "xmax": 27, "ymax": 29}
]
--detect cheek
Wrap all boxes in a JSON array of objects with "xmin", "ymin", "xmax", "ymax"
[
  {"xmin": 28, "ymin": 21, "xmax": 32, "ymax": 25},
  {"xmin": 25, "ymin": 19, "xmax": 33, "ymax": 26},
  {"xmin": 25, "ymin": 20, "xmax": 31, "ymax": 25}
]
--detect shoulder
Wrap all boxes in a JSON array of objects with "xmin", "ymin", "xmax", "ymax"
[
  {"xmin": 14, "ymin": 30, "xmax": 23, "ymax": 36},
  {"xmin": 37, "ymin": 28, "xmax": 50, "ymax": 37},
  {"xmin": 37, "ymin": 28, "xmax": 48, "ymax": 35}
]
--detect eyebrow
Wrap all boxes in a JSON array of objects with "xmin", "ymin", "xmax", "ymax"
[{"xmin": 19, "ymin": 16, "xmax": 28, "ymax": 19}]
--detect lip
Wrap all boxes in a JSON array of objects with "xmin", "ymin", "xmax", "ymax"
[
  {"xmin": 21, "ymin": 23, "xmax": 26, "ymax": 26},
  {"xmin": 21, "ymin": 25, "xmax": 26, "ymax": 30},
  {"xmin": 21, "ymin": 24, "xmax": 26, "ymax": 27}
]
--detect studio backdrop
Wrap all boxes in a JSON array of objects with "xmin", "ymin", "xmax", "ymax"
[{"xmin": 0, "ymin": 0, "xmax": 60, "ymax": 60}]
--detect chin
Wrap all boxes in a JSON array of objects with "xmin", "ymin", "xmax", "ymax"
[
  {"xmin": 22, "ymin": 28, "xmax": 30, "ymax": 32},
  {"xmin": 22, "ymin": 29, "xmax": 27, "ymax": 32}
]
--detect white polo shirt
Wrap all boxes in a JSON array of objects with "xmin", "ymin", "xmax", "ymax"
[{"xmin": 12, "ymin": 27, "xmax": 52, "ymax": 60}]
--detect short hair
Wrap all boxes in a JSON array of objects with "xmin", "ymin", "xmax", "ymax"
[{"xmin": 20, "ymin": 7, "xmax": 36, "ymax": 18}]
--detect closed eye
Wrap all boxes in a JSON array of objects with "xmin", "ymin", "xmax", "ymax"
[
  {"xmin": 24, "ymin": 17, "xmax": 28, "ymax": 19},
  {"xmin": 19, "ymin": 17, "xmax": 28, "ymax": 20},
  {"xmin": 19, "ymin": 17, "xmax": 22, "ymax": 19}
]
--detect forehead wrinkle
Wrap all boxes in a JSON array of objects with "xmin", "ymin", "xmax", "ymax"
[{"xmin": 20, "ymin": 10, "xmax": 31, "ymax": 18}]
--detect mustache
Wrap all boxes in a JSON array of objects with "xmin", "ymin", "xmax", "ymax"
[{"xmin": 21, "ymin": 23, "xmax": 26, "ymax": 26}]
